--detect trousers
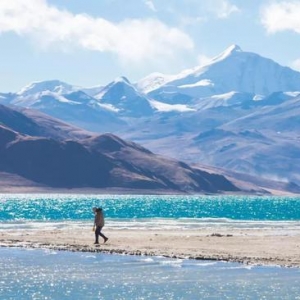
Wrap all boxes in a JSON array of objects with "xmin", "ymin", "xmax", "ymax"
[{"xmin": 95, "ymin": 226, "xmax": 107, "ymax": 242}]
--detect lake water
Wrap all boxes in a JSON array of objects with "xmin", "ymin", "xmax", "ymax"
[{"xmin": 1, "ymin": 194, "xmax": 300, "ymax": 299}]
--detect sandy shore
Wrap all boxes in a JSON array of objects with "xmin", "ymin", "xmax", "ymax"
[{"xmin": 0, "ymin": 227, "xmax": 299, "ymax": 268}]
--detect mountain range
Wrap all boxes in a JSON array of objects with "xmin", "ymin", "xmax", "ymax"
[
  {"xmin": 1, "ymin": 44, "xmax": 300, "ymax": 189},
  {"xmin": 0, "ymin": 104, "xmax": 243, "ymax": 193}
]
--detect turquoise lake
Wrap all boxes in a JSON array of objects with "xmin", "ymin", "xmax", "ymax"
[
  {"xmin": 1, "ymin": 194, "xmax": 300, "ymax": 221},
  {"xmin": 1, "ymin": 194, "xmax": 300, "ymax": 299}
]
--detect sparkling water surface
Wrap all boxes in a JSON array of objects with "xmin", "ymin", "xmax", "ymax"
[
  {"xmin": 0, "ymin": 247, "xmax": 299, "ymax": 300},
  {"xmin": 1, "ymin": 194, "xmax": 300, "ymax": 232},
  {"xmin": 1, "ymin": 194, "xmax": 300, "ymax": 221}
]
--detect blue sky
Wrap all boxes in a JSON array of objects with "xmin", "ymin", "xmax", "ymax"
[{"xmin": 1, "ymin": 0, "xmax": 300, "ymax": 92}]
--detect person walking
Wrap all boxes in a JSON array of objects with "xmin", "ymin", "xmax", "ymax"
[{"xmin": 93, "ymin": 207, "xmax": 108, "ymax": 244}]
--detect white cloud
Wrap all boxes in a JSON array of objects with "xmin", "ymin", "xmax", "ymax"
[
  {"xmin": 144, "ymin": 0, "xmax": 157, "ymax": 12},
  {"xmin": 166, "ymin": 1, "xmax": 239, "ymax": 21},
  {"xmin": 0, "ymin": 0, "xmax": 193, "ymax": 63},
  {"xmin": 261, "ymin": 1, "xmax": 300, "ymax": 34}
]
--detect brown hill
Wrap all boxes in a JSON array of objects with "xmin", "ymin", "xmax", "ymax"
[{"xmin": 0, "ymin": 122, "xmax": 238, "ymax": 193}]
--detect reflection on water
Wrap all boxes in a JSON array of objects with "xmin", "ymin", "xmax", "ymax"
[{"xmin": 0, "ymin": 248, "xmax": 299, "ymax": 299}]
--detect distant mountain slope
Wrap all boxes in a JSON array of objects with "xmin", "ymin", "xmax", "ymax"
[
  {"xmin": 95, "ymin": 77, "xmax": 154, "ymax": 117},
  {"xmin": 118, "ymin": 94, "xmax": 300, "ymax": 187},
  {"xmin": 0, "ymin": 104, "xmax": 91, "ymax": 141},
  {"xmin": 0, "ymin": 108, "xmax": 239, "ymax": 193},
  {"xmin": 135, "ymin": 72, "xmax": 176, "ymax": 93},
  {"xmin": 6, "ymin": 87, "xmax": 125, "ymax": 132},
  {"xmin": 1, "ymin": 45, "xmax": 300, "ymax": 189},
  {"xmin": 221, "ymin": 94, "xmax": 300, "ymax": 133}
]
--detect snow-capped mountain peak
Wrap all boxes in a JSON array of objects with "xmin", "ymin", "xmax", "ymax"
[
  {"xmin": 113, "ymin": 76, "xmax": 131, "ymax": 85},
  {"xmin": 147, "ymin": 45, "xmax": 300, "ymax": 100},
  {"xmin": 136, "ymin": 45, "xmax": 244, "ymax": 95},
  {"xmin": 178, "ymin": 44, "xmax": 244, "ymax": 79},
  {"xmin": 95, "ymin": 76, "xmax": 154, "ymax": 117},
  {"xmin": 17, "ymin": 80, "xmax": 76, "ymax": 96},
  {"xmin": 95, "ymin": 76, "xmax": 138, "ymax": 100},
  {"xmin": 212, "ymin": 44, "xmax": 242, "ymax": 62}
]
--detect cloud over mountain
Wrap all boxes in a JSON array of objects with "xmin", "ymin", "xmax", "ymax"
[
  {"xmin": 261, "ymin": 1, "xmax": 300, "ymax": 34},
  {"xmin": 209, "ymin": 0, "xmax": 240, "ymax": 19},
  {"xmin": 0, "ymin": 0, "xmax": 193, "ymax": 63}
]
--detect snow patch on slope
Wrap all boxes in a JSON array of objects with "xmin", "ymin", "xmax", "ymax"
[
  {"xmin": 179, "ymin": 79, "xmax": 214, "ymax": 89},
  {"xmin": 136, "ymin": 72, "xmax": 176, "ymax": 93},
  {"xmin": 149, "ymin": 99, "xmax": 195, "ymax": 112}
]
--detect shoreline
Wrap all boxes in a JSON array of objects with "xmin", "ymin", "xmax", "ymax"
[
  {"xmin": 1, "ymin": 228, "xmax": 299, "ymax": 268},
  {"xmin": 0, "ymin": 187, "xmax": 298, "ymax": 196}
]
